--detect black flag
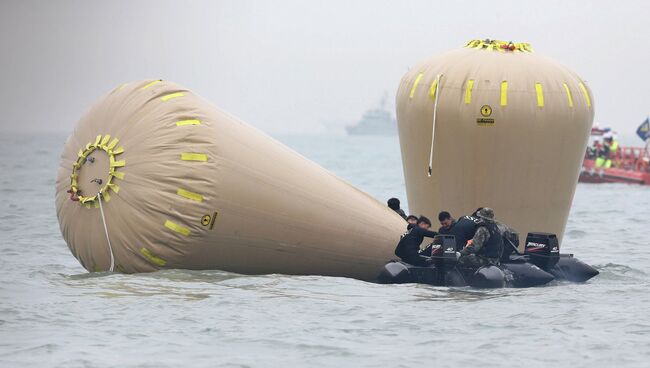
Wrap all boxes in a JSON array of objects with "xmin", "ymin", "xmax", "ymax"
[{"xmin": 637, "ymin": 117, "xmax": 650, "ymax": 141}]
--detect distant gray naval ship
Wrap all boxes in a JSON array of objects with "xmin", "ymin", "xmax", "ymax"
[{"xmin": 346, "ymin": 94, "xmax": 397, "ymax": 136}]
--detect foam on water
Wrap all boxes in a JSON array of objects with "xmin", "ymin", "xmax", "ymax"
[{"xmin": 0, "ymin": 133, "xmax": 649, "ymax": 367}]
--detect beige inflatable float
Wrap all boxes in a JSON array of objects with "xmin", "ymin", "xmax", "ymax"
[
  {"xmin": 57, "ymin": 39, "xmax": 593, "ymax": 277},
  {"xmin": 55, "ymin": 80, "xmax": 407, "ymax": 277},
  {"xmin": 396, "ymin": 39, "xmax": 594, "ymax": 244}
]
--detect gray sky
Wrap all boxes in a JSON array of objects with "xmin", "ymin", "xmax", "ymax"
[{"xmin": 1, "ymin": 0, "xmax": 648, "ymax": 142}]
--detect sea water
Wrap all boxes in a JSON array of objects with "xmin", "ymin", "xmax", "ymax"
[{"xmin": 0, "ymin": 133, "xmax": 648, "ymax": 367}]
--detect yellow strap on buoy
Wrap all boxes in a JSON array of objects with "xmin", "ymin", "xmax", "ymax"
[
  {"xmin": 140, "ymin": 247, "xmax": 167, "ymax": 266},
  {"xmin": 500, "ymin": 81, "xmax": 508, "ymax": 106},
  {"xmin": 464, "ymin": 79, "xmax": 474, "ymax": 104},
  {"xmin": 535, "ymin": 83, "xmax": 544, "ymax": 107},
  {"xmin": 161, "ymin": 92, "xmax": 184, "ymax": 101},
  {"xmin": 176, "ymin": 119, "xmax": 201, "ymax": 126},
  {"xmin": 177, "ymin": 188, "xmax": 203, "ymax": 202},
  {"xmin": 181, "ymin": 153, "xmax": 208, "ymax": 162},
  {"xmin": 141, "ymin": 80, "xmax": 162, "ymax": 90},
  {"xmin": 563, "ymin": 83, "xmax": 574, "ymax": 107},
  {"xmin": 164, "ymin": 220, "xmax": 190, "ymax": 236},
  {"xmin": 69, "ymin": 134, "xmax": 126, "ymax": 208},
  {"xmin": 409, "ymin": 72, "xmax": 424, "ymax": 99},
  {"xmin": 579, "ymin": 82, "xmax": 591, "ymax": 107}
]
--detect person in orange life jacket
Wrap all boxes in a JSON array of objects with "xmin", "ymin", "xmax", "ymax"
[{"xmin": 394, "ymin": 216, "xmax": 438, "ymax": 266}]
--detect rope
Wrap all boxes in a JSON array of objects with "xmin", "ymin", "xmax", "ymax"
[
  {"xmin": 97, "ymin": 192, "xmax": 115, "ymax": 272},
  {"xmin": 428, "ymin": 74, "xmax": 443, "ymax": 177}
]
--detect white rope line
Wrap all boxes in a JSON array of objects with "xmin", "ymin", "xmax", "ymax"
[
  {"xmin": 97, "ymin": 192, "xmax": 115, "ymax": 272},
  {"xmin": 428, "ymin": 74, "xmax": 443, "ymax": 177}
]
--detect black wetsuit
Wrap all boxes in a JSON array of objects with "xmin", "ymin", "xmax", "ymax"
[
  {"xmin": 438, "ymin": 219, "xmax": 457, "ymax": 235},
  {"xmin": 394, "ymin": 226, "xmax": 439, "ymax": 266},
  {"xmin": 447, "ymin": 216, "xmax": 481, "ymax": 251}
]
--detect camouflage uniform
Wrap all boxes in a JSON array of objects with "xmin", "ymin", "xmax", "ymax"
[
  {"xmin": 497, "ymin": 221, "xmax": 519, "ymax": 258},
  {"xmin": 458, "ymin": 208, "xmax": 500, "ymax": 268},
  {"xmin": 459, "ymin": 226, "xmax": 493, "ymax": 268}
]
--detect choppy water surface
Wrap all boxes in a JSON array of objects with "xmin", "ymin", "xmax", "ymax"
[{"xmin": 1, "ymin": 133, "xmax": 649, "ymax": 367}]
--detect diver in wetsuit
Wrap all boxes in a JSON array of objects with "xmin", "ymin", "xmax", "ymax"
[
  {"xmin": 458, "ymin": 208, "xmax": 503, "ymax": 269},
  {"xmin": 406, "ymin": 215, "xmax": 418, "ymax": 230},
  {"xmin": 437, "ymin": 211, "xmax": 456, "ymax": 234},
  {"xmin": 445, "ymin": 212, "xmax": 480, "ymax": 251},
  {"xmin": 394, "ymin": 216, "xmax": 438, "ymax": 266}
]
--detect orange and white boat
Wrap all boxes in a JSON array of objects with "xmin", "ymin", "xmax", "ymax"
[{"xmin": 579, "ymin": 122, "xmax": 650, "ymax": 185}]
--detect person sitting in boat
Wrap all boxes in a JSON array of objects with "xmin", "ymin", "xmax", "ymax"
[
  {"xmin": 595, "ymin": 143, "xmax": 609, "ymax": 168},
  {"xmin": 497, "ymin": 222, "xmax": 520, "ymax": 261},
  {"xmin": 586, "ymin": 139, "xmax": 600, "ymax": 160},
  {"xmin": 603, "ymin": 134, "xmax": 619, "ymax": 168},
  {"xmin": 457, "ymin": 208, "xmax": 503, "ymax": 269},
  {"xmin": 441, "ymin": 208, "xmax": 482, "ymax": 250},
  {"xmin": 595, "ymin": 133, "xmax": 619, "ymax": 169},
  {"xmin": 437, "ymin": 211, "xmax": 456, "ymax": 233},
  {"xmin": 406, "ymin": 215, "xmax": 418, "ymax": 229},
  {"xmin": 394, "ymin": 216, "xmax": 438, "ymax": 266},
  {"xmin": 387, "ymin": 197, "xmax": 407, "ymax": 220}
]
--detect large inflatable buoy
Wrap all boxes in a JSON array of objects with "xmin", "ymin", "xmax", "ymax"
[
  {"xmin": 396, "ymin": 39, "xmax": 594, "ymax": 243},
  {"xmin": 56, "ymin": 80, "xmax": 406, "ymax": 277}
]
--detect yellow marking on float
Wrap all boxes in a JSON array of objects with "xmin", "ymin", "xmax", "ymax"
[
  {"xmin": 464, "ymin": 79, "xmax": 475, "ymax": 105},
  {"xmin": 563, "ymin": 83, "xmax": 574, "ymax": 107},
  {"xmin": 100, "ymin": 134, "xmax": 111, "ymax": 147},
  {"xmin": 107, "ymin": 138, "xmax": 119, "ymax": 150},
  {"xmin": 181, "ymin": 153, "xmax": 208, "ymax": 162},
  {"xmin": 177, "ymin": 188, "xmax": 204, "ymax": 202},
  {"xmin": 409, "ymin": 72, "xmax": 424, "ymax": 99},
  {"xmin": 500, "ymin": 81, "xmax": 508, "ymax": 106},
  {"xmin": 107, "ymin": 183, "xmax": 120, "ymax": 193},
  {"xmin": 161, "ymin": 92, "xmax": 184, "ymax": 101},
  {"xmin": 535, "ymin": 83, "xmax": 544, "ymax": 107},
  {"xmin": 579, "ymin": 82, "xmax": 591, "ymax": 107},
  {"xmin": 429, "ymin": 77, "xmax": 439, "ymax": 101},
  {"xmin": 141, "ymin": 80, "xmax": 162, "ymax": 90},
  {"xmin": 111, "ymin": 170, "xmax": 125, "ymax": 180},
  {"xmin": 140, "ymin": 247, "xmax": 167, "ymax": 266},
  {"xmin": 109, "ymin": 156, "xmax": 126, "ymax": 167},
  {"xmin": 175, "ymin": 119, "xmax": 201, "ymax": 126},
  {"xmin": 164, "ymin": 220, "xmax": 190, "ymax": 236}
]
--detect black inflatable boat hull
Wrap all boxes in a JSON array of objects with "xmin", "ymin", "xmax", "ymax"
[
  {"xmin": 548, "ymin": 254, "xmax": 599, "ymax": 282},
  {"xmin": 377, "ymin": 260, "xmax": 554, "ymax": 289}
]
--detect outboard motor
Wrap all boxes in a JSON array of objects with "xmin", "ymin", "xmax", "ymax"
[
  {"xmin": 421, "ymin": 234, "xmax": 463, "ymax": 286},
  {"xmin": 524, "ymin": 232, "xmax": 560, "ymax": 270},
  {"xmin": 430, "ymin": 235, "xmax": 458, "ymax": 268}
]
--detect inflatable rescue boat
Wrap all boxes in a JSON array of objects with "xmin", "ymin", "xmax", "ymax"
[{"xmin": 378, "ymin": 232, "xmax": 598, "ymax": 288}]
